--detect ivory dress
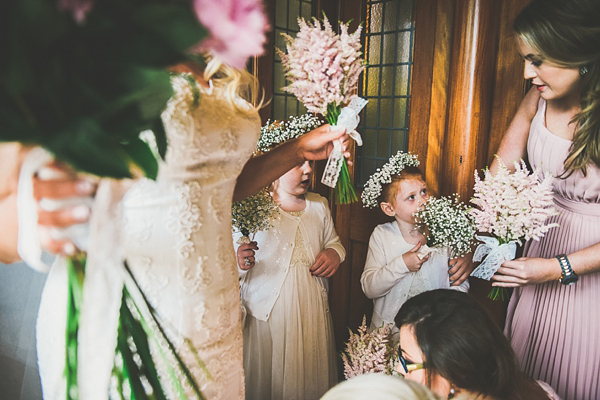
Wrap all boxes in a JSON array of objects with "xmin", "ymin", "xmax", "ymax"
[
  {"xmin": 238, "ymin": 193, "xmax": 345, "ymax": 400},
  {"xmin": 36, "ymin": 75, "xmax": 261, "ymax": 399},
  {"xmin": 505, "ymin": 99, "xmax": 600, "ymax": 400}
]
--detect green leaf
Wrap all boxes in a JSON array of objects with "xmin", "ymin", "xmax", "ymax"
[
  {"xmin": 151, "ymin": 120, "xmax": 168, "ymax": 160},
  {"xmin": 123, "ymin": 137, "xmax": 159, "ymax": 180},
  {"xmin": 133, "ymin": 4, "xmax": 208, "ymax": 53}
]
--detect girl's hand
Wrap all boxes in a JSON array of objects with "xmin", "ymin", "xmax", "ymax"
[
  {"xmin": 297, "ymin": 125, "xmax": 350, "ymax": 161},
  {"xmin": 491, "ymin": 257, "xmax": 562, "ymax": 287},
  {"xmin": 33, "ymin": 162, "xmax": 96, "ymax": 255},
  {"xmin": 237, "ymin": 241, "xmax": 258, "ymax": 270},
  {"xmin": 403, "ymin": 242, "xmax": 428, "ymax": 272},
  {"xmin": 310, "ymin": 248, "xmax": 341, "ymax": 278},
  {"xmin": 448, "ymin": 253, "xmax": 474, "ymax": 286}
]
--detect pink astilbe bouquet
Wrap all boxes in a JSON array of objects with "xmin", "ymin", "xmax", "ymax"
[
  {"xmin": 277, "ymin": 16, "xmax": 363, "ymax": 115},
  {"xmin": 277, "ymin": 16, "xmax": 365, "ymax": 204},
  {"xmin": 470, "ymin": 158, "xmax": 558, "ymax": 300},
  {"xmin": 341, "ymin": 316, "xmax": 398, "ymax": 379}
]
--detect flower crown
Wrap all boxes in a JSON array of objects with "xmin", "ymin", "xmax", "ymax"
[
  {"xmin": 361, "ymin": 151, "xmax": 420, "ymax": 208},
  {"xmin": 256, "ymin": 113, "xmax": 322, "ymax": 153}
]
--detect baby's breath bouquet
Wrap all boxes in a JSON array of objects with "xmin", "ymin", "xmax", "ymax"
[
  {"xmin": 232, "ymin": 188, "xmax": 280, "ymax": 243},
  {"xmin": 469, "ymin": 158, "xmax": 558, "ymax": 300},
  {"xmin": 277, "ymin": 16, "xmax": 366, "ymax": 204},
  {"xmin": 414, "ymin": 194, "xmax": 476, "ymax": 259},
  {"xmin": 341, "ymin": 316, "xmax": 398, "ymax": 379}
]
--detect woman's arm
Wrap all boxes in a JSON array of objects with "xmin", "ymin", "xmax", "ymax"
[
  {"xmin": 233, "ymin": 125, "xmax": 348, "ymax": 202},
  {"xmin": 490, "ymin": 87, "xmax": 541, "ymax": 174},
  {"xmin": 0, "ymin": 144, "xmax": 28, "ymax": 263},
  {"xmin": 491, "ymin": 242, "xmax": 600, "ymax": 287}
]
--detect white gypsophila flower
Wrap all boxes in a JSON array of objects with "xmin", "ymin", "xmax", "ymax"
[
  {"xmin": 255, "ymin": 113, "xmax": 322, "ymax": 154},
  {"xmin": 414, "ymin": 194, "xmax": 477, "ymax": 258},
  {"xmin": 341, "ymin": 316, "xmax": 399, "ymax": 379},
  {"xmin": 232, "ymin": 188, "xmax": 279, "ymax": 238},
  {"xmin": 469, "ymin": 158, "xmax": 558, "ymax": 244},
  {"xmin": 361, "ymin": 151, "xmax": 420, "ymax": 208}
]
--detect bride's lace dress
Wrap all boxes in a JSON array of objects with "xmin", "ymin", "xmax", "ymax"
[{"xmin": 36, "ymin": 75, "xmax": 260, "ymax": 399}]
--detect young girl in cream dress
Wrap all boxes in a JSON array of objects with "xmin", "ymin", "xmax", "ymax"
[{"xmin": 236, "ymin": 160, "xmax": 345, "ymax": 400}]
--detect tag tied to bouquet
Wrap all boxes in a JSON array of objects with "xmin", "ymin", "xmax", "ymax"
[
  {"xmin": 321, "ymin": 97, "xmax": 368, "ymax": 188},
  {"xmin": 470, "ymin": 235, "xmax": 518, "ymax": 280}
]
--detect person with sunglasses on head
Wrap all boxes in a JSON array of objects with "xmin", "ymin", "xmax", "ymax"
[{"xmin": 395, "ymin": 290, "xmax": 558, "ymax": 400}]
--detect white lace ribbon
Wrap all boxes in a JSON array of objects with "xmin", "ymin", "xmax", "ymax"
[
  {"xmin": 470, "ymin": 235, "xmax": 518, "ymax": 280},
  {"xmin": 79, "ymin": 179, "xmax": 130, "ymax": 399},
  {"xmin": 321, "ymin": 97, "xmax": 368, "ymax": 188},
  {"xmin": 17, "ymin": 148, "xmax": 54, "ymax": 271}
]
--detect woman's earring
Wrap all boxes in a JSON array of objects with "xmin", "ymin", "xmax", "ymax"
[
  {"xmin": 448, "ymin": 385, "xmax": 456, "ymax": 399},
  {"xmin": 580, "ymin": 66, "xmax": 589, "ymax": 75}
]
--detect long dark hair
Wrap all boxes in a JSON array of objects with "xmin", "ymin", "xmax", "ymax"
[{"xmin": 395, "ymin": 290, "xmax": 548, "ymax": 400}]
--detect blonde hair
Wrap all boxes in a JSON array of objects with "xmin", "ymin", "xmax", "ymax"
[
  {"xmin": 202, "ymin": 56, "xmax": 264, "ymax": 117},
  {"xmin": 321, "ymin": 374, "xmax": 440, "ymax": 400},
  {"xmin": 514, "ymin": 0, "xmax": 600, "ymax": 176}
]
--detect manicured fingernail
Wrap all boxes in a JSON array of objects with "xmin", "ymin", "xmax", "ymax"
[
  {"xmin": 71, "ymin": 205, "xmax": 90, "ymax": 221},
  {"xmin": 62, "ymin": 242, "xmax": 76, "ymax": 255},
  {"xmin": 76, "ymin": 180, "xmax": 94, "ymax": 194},
  {"xmin": 37, "ymin": 167, "xmax": 65, "ymax": 180}
]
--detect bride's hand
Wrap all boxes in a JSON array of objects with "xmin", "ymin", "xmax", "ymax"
[
  {"xmin": 33, "ymin": 161, "xmax": 97, "ymax": 255},
  {"xmin": 297, "ymin": 124, "xmax": 350, "ymax": 162}
]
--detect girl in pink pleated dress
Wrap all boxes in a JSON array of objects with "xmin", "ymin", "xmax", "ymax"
[{"xmin": 491, "ymin": 1, "xmax": 600, "ymax": 399}]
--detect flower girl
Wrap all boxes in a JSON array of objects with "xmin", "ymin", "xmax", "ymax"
[
  {"xmin": 360, "ymin": 152, "xmax": 469, "ymax": 332},
  {"xmin": 235, "ymin": 118, "xmax": 345, "ymax": 400}
]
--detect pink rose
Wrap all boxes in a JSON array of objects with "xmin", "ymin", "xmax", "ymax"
[
  {"xmin": 59, "ymin": 0, "xmax": 94, "ymax": 23},
  {"xmin": 193, "ymin": 0, "xmax": 268, "ymax": 69}
]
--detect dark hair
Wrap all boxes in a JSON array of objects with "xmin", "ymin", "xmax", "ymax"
[
  {"xmin": 514, "ymin": 0, "xmax": 600, "ymax": 176},
  {"xmin": 379, "ymin": 166, "xmax": 424, "ymax": 205},
  {"xmin": 395, "ymin": 290, "xmax": 548, "ymax": 400}
]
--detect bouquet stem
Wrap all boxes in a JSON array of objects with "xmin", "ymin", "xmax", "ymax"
[
  {"xmin": 488, "ymin": 286, "xmax": 510, "ymax": 301},
  {"xmin": 326, "ymin": 104, "xmax": 358, "ymax": 205},
  {"xmin": 66, "ymin": 253, "xmax": 86, "ymax": 400}
]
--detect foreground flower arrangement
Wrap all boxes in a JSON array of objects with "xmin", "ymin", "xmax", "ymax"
[
  {"xmin": 277, "ymin": 16, "xmax": 366, "ymax": 204},
  {"xmin": 232, "ymin": 188, "xmax": 280, "ymax": 243},
  {"xmin": 341, "ymin": 316, "xmax": 398, "ymax": 379},
  {"xmin": 469, "ymin": 159, "xmax": 558, "ymax": 300},
  {"xmin": 2, "ymin": 1, "xmax": 266, "ymax": 398}
]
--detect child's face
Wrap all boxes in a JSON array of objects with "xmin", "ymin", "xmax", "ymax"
[
  {"xmin": 381, "ymin": 178, "xmax": 428, "ymax": 224},
  {"xmin": 276, "ymin": 160, "xmax": 313, "ymax": 197}
]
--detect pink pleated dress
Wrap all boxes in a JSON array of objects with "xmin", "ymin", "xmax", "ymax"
[{"xmin": 505, "ymin": 99, "xmax": 600, "ymax": 400}]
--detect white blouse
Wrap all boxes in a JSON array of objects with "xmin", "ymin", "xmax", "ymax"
[{"xmin": 361, "ymin": 221, "xmax": 469, "ymax": 330}]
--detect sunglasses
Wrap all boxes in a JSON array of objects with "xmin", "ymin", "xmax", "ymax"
[{"xmin": 398, "ymin": 353, "xmax": 426, "ymax": 374}]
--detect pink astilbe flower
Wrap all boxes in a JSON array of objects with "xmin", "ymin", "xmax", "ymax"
[
  {"xmin": 341, "ymin": 316, "xmax": 398, "ymax": 379},
  {"xmin": 193, "ymin": 0, "xmax": 268, "ymax": 69},
  {"xmin": 277, "ymin": 16, "xmax": 364, "ymax": 115},
  {"xmin": 470, "ymin": 158, "xmax": 559, "ymax": 244},
  {"xmin": 59, "ymin": 0, "xmax": 94, "ymax": 23}
]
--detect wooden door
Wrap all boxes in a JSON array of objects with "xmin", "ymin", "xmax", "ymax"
[{"xmin": 328, "ymin": 0, "xmax": 532, "ymax": 355}]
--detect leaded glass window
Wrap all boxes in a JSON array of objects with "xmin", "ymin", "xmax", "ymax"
[
  {"xmin": 357, "ymin": 0, "xmax": 415, "ymax": 186},
  {"xmin": 272, "ymin": 0, "xmax": 314, "ymax": 120}
]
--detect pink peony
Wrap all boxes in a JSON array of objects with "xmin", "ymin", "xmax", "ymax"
[
  {"xmin": 193, "ymin": 0, "xmax": 268, "ymax": 69},
  {"xmin": 58, "ymin": 0, "xmax": 94, "ymax": 23}
]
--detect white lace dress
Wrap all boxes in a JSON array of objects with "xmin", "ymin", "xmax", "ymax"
[{"xmin": 36, "ymin": 76, "xmax": 260, "ymax": 399}]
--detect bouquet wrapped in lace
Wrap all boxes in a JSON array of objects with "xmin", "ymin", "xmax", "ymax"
[
  {"xmin": 341, "ymin": 316, "xmax": 398, "ymax": 379},
  {"xmin": 414, "ymin": 194, "xmax": 476, "ymax": 259},
  {"xmin": 469, "ymin": 159, "xmax": 558, "ymax": 300},
  {"xmin": 277, "ymin": 16, "xmax": 366, "ymax": 204}
]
